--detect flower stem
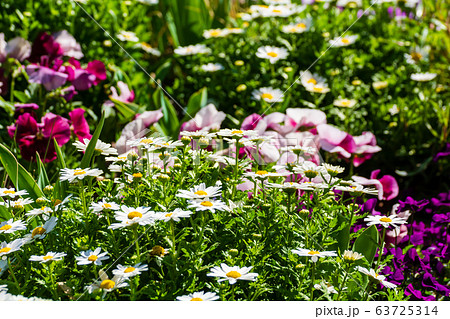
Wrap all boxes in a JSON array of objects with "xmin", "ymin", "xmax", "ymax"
[
  {"xmin": 376, "ymin": 228, "xmax": 386, "ymax": 270},
  {"xmin": 47, "ymin": 262, "xmax": 59, "ymax": 300},
  {"xmin": 310, "ymin": 262, "xmax": 316, "ymax": 301},
  {"xmin": 133, "ymin": 227, "xmax": 141, "ymax": 263},
  {"xmin": 7, "ymin": 257, "xmax": 20, "ymax": 293}
]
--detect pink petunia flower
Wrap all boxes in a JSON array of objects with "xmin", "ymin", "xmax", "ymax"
[
  {"xmin": 352, "ymin": 169, "xmax": 399, "ymax": 201},
  {"xmin": 69, "ymin": 108, "xmax": 92, "ymax": 141},
  {"xmin": 52, "ymin": 30, "xmax": 83, "ymax": 59},
  {"xmin": 26, "ymin": 64, "xmax": 68, "ymax": 91},
  {"xmin": 104, "ymin": 81, "xmax": 135, "ymax": 106},
  {"xmin": 316, "ymin": 124, "xmax": 356, "ymax": 158},
  {"xmin": 353, "ymin": 132, "xmax": 381, "ymax": 167},
  {"xmin": 180, "ymin": 103, "xmax": 226, "ymax": 132}
]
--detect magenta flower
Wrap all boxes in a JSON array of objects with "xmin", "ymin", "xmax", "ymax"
[
  {"xmin": 9, "ymin": 113, "xmax": 71, "ymax": 162},
  {"xmin": 64, "ymin": 58, "xmax": 106, "ymax": 91},
  {"xmin": 263, "ymin": 112, "xmax": 295, "ymax": 135},
  {"xmin": 241, "ymin": 113, "xmax": 267, "ymax": 134},
  {"xmin": 69, "ymin": 108, "xmax": 92, "ymax": 141},
  {"xmin": 285, "ymin": 108, "xmax": 326, "ymax": 132},
  {"xmin": 14, "ymin": 103, "xmax": 39, "ymax": 117},
  {"xmin": 317, "ymin": 124, "xmax": 356, "ymax": 158},
  {"xmin": 353, "ymin": 132, "xmax": 381, "ymax": 167},
  {"xmin": 28, "ymin": 32, "xmax": 63, "ymax": 63},
  {"xmin": 26, "ymin": 64, "xmax": 68, "ymax": 91},
  {"xmin": 405, "ymin": 284, "xmax": 435, "ymax": 301},
  {"xmin": 180, "ymin": 103, "xmax": 226, "ymax": 132},
  {"xmin": 352, "ymin": 169, "xmax": 399, "ymax": 201},
  {"xmin": 86, "ymin": 60, "xmax": 107, "ymax": 85},
  {"xmin": 433, "ymin": 143, "xmax": 450, "ymax": 162}
]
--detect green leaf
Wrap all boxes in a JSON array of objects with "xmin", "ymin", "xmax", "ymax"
[
  {"xmin": 155, "ymin": 59, "xmax": 173, "ymax": 82},
  {"xmin": 0, "ymin": 205, "xmax": 12, "ymax": 221},
  {"xmin": 159, "ymin": 91, "xmax": 180, "ymax": 138},
  {"xmin": 0, "ymin": 143, "xmax": 44, "ymax": 201},
  {"xmin": 181, "ymin": 87, "xmax": 208, "ymax": 123},
  {"xmin": 335, "ymin": 214, "xmax": 350, "ymax": 254},
  {"xmin": 80, "ymin": 111, "xmax": 106, "ymax": 168},
  {"xmin": 35, "ymin": 152, "xmax": 49, "ymax": 190},
  {"xmin": 353, "ymin": 225, "xmax": 379, "ymax": 266},
  {"xmin": 53, "ymin": 140, "xmax": 67, "ymax": 199}
]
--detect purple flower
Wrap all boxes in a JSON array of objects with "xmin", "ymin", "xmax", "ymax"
[
  {"xmin": 405, "ymin": 284, "xmax": 436, "ymax": 301},
  {"xmin": 422, "ymin": 272, "xmax": 450, "ymax": 297},
  {"xmin": 433, "ymin": 143, "xmax": 450, "ymax": 161},
  {"xmin": 398, "ymin": 196, "xmax": 429, "ymax": 213},
  {"xmin": 28, "ymin": 32, "xmax": 63, "ymax": 63},
  {"xmin": 14, "ymin": 103, "xmax": 39, "ymax": 117},
  {"xmin": 26, "ymin": 64, "xmax": 68, "ymax": 91},
  {"xmin": 432, "ymin": 213, "xmax": 450, "ymax": 223}
]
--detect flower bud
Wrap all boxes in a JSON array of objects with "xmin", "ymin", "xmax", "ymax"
[
  {"xmin": 228, "ymin": 249, "xmax": 239, "ymax": 257},
  {"xmin": 236, "ymin": 84, "xmax": 247, "ymax": 92},
  {"xmin": 43, "ymin": 185, "xmax": 54, "ymax": 195},
  {"xmin": 127, "ymin": 151, "xmax": 138, "ymax": 161},
  {"xmin": 234, "ymin": 60, "xmax": 244, "ymax": 66},
  {"xmin": 36, "ymin": 197, "xmax": 47, "ymax": 206},
  {"xmin": 181, "ymin": 136, "xmax": 191, "ymax": 145}
]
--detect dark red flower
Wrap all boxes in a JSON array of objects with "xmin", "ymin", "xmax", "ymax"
[{"xmin": 69, "ymin": 108, "xmax": 92, "ymax": 141}]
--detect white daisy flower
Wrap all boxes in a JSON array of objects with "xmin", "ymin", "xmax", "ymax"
[
  {"xmin": 86, "ymin": 270, "xmax": 128, "ymax": 297},
  {"xmin": 180, "ymin": 130, "xmax": 216, "ymax": 139},
  {"xmin": 109, "ymin": 206, "xmax": 155, "ymax": 229},
  {"xmin": 300, "ymin": 70, "xmax": 327, "ymax": 88},
  {"xmin": 216, "ymin": 129, "xmax": 258, "ymax": 139},
  {"xmin": 26, "ymin": 216, "xmax": 58, "ymax": 240},
  {"xmin": 252, "ymin": 87, "xmax": 284, "ymax": 103},
  {"xmin": 258, "ymin": 5, "xmax": 298, "ymax": 17},
  {"xmin": 294, "ymin": 161, "xmax": 327, "ymax": 179},
  {"xmin": 225, "ymin": 28, "xmax": 244, "ymax": 34},
  {"xmin": 105, "ymin": 151, "xmax": 133, "ymax": 163},
  {"xmin": 117, "ymin": 31, "xmax": 139, "ymax": 42},
  {"xmin": 333, "ymin": 98, "xmax": 357, "ymax": 108},
  {"xmin": 357, "ymin": 266, "xmax": 397, "ymax": 289},
  {"xmin": 244, "ymin": 170, "xmax": 288, "ymax": 180},
  {"xmin": 329, "ymin": 35, "xmax": 359, "ymax": 47},
  {"xmin": 333, "ymin": 182, "xmax": 379, "ymax": 196},
  {"xmin": 372, "ymin": 80, "xmax": 388, "ymax": 90},
  {"xmin": 0, "ymin": 284, "xmax": 7, "ymax": 292},
  {"xmin": 25, "ymin": 206, "xmax": 53, "ymax": 219},
  {"xmin": 200, "ymin": 63, "xmax": 224, "ymax": 72},
  {"xmin": 134, "ymin": 42, "xmax": 161, "ymax": 56},
  {"xmin": 305, "ymin": 82, "xmax": 330, "ymax": 94},
  {"xmin": 0, "ymin": 239, "xmax": 25, "ymax": 258},
  {"xmin": 404, "ymin": 46, "xmax": 429, "ymax": 65},
  {"xmin": 148, "ymin": 140, "xmax": 184, "ymax": 151},
  {"xmin": 176, "ymin": 291, "xmax": 220, "ymax": 301},
  {"xmin": 76, "ymin": 247, "xmax": 109, "ymax": 266},
  {"xmin": 60, "ymin": 168, "xmax": 103, "ymax": 183},
  {"xmin": 337, "ymin": 0, "xmax": 362, "ymax": 7},
  {"xmin": 207, "ymin": 263, "xmax": 258, "ymax": 284},
  {"xmin": 410, "ymin": 72, "xmax": 437, "ymax": 82},
  {"xmin": 188, "ymin": 199, "xmax": 229, "ymax": 213},
  {"xmin": 126, "ymin": 136, "xmax": 166, "ymax": 149},
  {"xmin": 256, "ymin": 46, "xmax": 289, "ymax": 64},
  {"xmin": 291, "ymin": 248, "xmax": 337, "ymax": 263},
  {"xmin": 364, "ymin": 214, "xmax": 407, "ymax": 229},
  {"xmin": 0, "ymin": 188, "xmax": 28, "ymax": 198},
  {"xmin": 342, "ymin": 250, "xmax": 364, "ymax": 262},
  {"xmin": 112, "ymin": 263, "xmax": 148, "ymax": 278},
  {"xmin": 203, "ymin": 29, "xmax": 229, "ymax": 39},
  {"xmin": 90, "ymin": 199, "xmax": 120, "ymax": 213},
  {"xmin": 264, "ymin": 0, "xmax": 292, "ymax": 5},
  {"xmin": 0, "ymin": 197, "xmax": 34, "ymax": 210},
  {"xmin": 177, "ymin": 183, "xmax": 222, "ymax": 199},
  {"xmin": 280, "ymin": 145, "xmax": 316, "ymax": 155},
  {"xmin": 321, "ymin": 163, "xmax": 345, "ymax": 176},
  {"xmin": 156, "ymin": 209, "xmax": 193, "ymax": 222},
  {"xmin": 0, "ymin": 219, "xmax": 26, "ymax": 234},
  {"xmin": 174, "ymin": 44, "xmax": 211, "ymax": 56},
  {"xmin": 73, "ymin": 138, "xmax": 118, "ymax": 156},
  {"xmin": 29, "ymin": 252, "xmax": 67, "ymax": 263},
  {"xmin": 281, "ymin": 19, "xmax": 312, "ymax": 33},
  {"xmin": 314, "ymin": 282, "xmax": 338, "ymax": 294}
]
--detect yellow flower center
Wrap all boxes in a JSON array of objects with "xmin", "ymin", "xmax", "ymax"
[
  {"xmin": 210, "ymin": 30, "xmax": 221, "ymax": 37},
  {"xmin": 53, "ymin": 199, "xmax": 62, "ymax": 206},
  {"xmin": 132, "ymin": 173, "xmax": 143, "ymax": 178},
  {"xmin": 88, "ymin": 255, "xmax": 98, "ymax": 262},
  {"xmin": 308, "ymin": 251, "xmax": 320, "ymax": 255},
  {"xmin": 411, "ymin": 52, "xmax": 422, "ymax": 61},
  {"xmin": 190, "ymin": 298, "xmax": 203, "ymax": 301},
  {"xmin": 128, "ymin": 211, "xmax": 143, "ymax": 219},
  {"xmin": 200, "ymin": 201, "xmax": 213, "ymax": 207},
  {"xmin": 165, "ymin": 213, "xmax": 173, "ymax": 218},
  {"xmin": 141, "ymin": 42, "xmax": 152, "ymax": 49},
  {"xmin": 267, "ymin": 52, "xmax": 278, "ymax": 58},
  {"xmin": 297, "ymin": 23, "xmax": 306, "ymax": 29},
  {"xmin": 272, "ymin": 9, "xmax": 281, "ymax": 13},
  {"xmin": 341, "ymin": 100, "xmax": 350, "ymax": 106},
  {"xmin": 341, "ymin": 38, "xmax": 350, "ymax": 44},
  {"xmin": 32, "ymin": 227, "xmax": 46, "ymax": 238},
  {"xmin": 289, "ymin": 27, "xmax": 297, "ymax": 32},
  {"xmin": 226, "ymin": 271, "xmax": 242, "ymax": 279},
  {"xmin": 261, "ymin": 93, "xmax": 274, "ymax": 100},
  {"xmin": 313, "ymin": 87, "xmax": 323, "ymax": 93},
  {"xmin": 0, "ymin": 247, "xmax": 12, "ymax": 254},
  {"xmin": 231, "ymin": 130, "xmax": 243, "ymax": 134},
  {"xmin": 3, "ymin": 190, "xmax": 15, "ymax": 194},
  {"xmin": 140, "ymin": 138, "xmax": 153, "ymax": 144},
  {"xmin": 124, "ymin": 267, "xmax": 136, "ymax": 273},
  {"xmin": 100, "ymin": 280, "xmax": 115, "ymax": 290},
  {"xmin": 307, "ymin": 78, "xmax": 317, "ymax": 85},
  {"xmin": 73, "ymin": 170, "xmax": 86, "ymax": 176},
  {"xmin": 150, "ymin": 245, "xmax": 166, "ymax": 256},
  {"xmin": 103, "ymin": 203, "xmax": 112, "ymax": 208},
  {"xmin": 256, "ymin": 170, "xmax": 268, "ymax": 175},
  {"xmin": 43, "ymin": 256, "xmax": 53, "ymax": 261},
  {"xmin": 0, "ymin": 225, "xmax": 12, "ymax": 231},
  {"xmin": 94, "ymin": 148, "xmax": 102, "ymax": 153},
  {"xmin": 379, "ymin": 217, "xmax": 392, "ymax": 223},
  {"xmin": 41, "ymin": 206, "xmax": 46, "ymax": 210},
  {"xmin": 194, "ymin": 190, "xmax": 208, "ymax": 196}
]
